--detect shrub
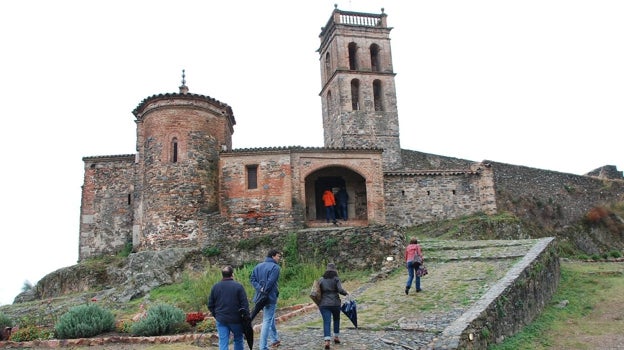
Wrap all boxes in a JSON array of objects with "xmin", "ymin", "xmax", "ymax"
[
  {"xmin": 54, "ymin": 303, "xmax": 115, "ymax": 339},
  {"xmin": 130, "ymin": 304, "xmax": 186, "ymax": 336},
  {"xmin": 0, "ymin": 312, "xmax": 13, "ymax": 341},
  {"xmin": 609, "ymin": 250, "xmax": 622, "ymax": 259},
  {"xmin": 585, "ymin": 206, "xmax": 609, "ymax": 224},
  {"xmin": 195, "ymin": 318, "xmax": 216, "ymax": 333},
  {"xmin": 185, "ymin": 312, "xmax": 205, "ymax": 326},
  {"xmin": 0, "ymin": 312, "xmax": 12, "ymax": 329},
  {"xmin": 9, "ymin": 325, "xmax": 54, "ymax": 342},
  {"xmin": 115, "ymin": 319, "xmax": 134, "ymax": 333}
]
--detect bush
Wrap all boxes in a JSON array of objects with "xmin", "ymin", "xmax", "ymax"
[
  {"xmin": 9, "ymin": 325, "xmax": 54, "ymax": 342},
  {"xmin": 130, "ymin": 304, "xmax": 186, "ymax": 336},
  {"xmin": 0, "ymin": 312, "xmax": 12, "ymax": 329},
  {"xmin": 185, "ymin": 312, "xmax": 205, "ymax": 326},
  {"xmin": 54, "ymin": 303, "xmax": 115, "ymax": 339},
  {"xmin": 195, "ymin": 318, "xmax": 216, "ymax": 333},
  {"xmin": 0, "ymin": 312, "xmax": 13, "ymax": 341}
]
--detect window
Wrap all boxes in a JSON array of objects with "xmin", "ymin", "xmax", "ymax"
[
  {"xmin": 326, "ymin": 90, "xmax": 333, "ymax": 117},
  {"xmin": 325, "ymin": 52, "xmax": 331, "ymax": 79},
  {"xmin": 351, "ymin": 79, "xmax": 360, "ymax": 110},
  {"xmin": 247, "ymin": 165, "xmax": 258, "ymax": 189},
  {"xmin": 348, "ymin": 42, "xmax": 358, "ymax": 70},
  {"xmin": 370, "ymin": 44, "xmax": 381, "ymax": 72},
  {"xmin": 171, "ymin": 137, "xmax": 178, "ymax": 163},
  {"xmin": 373, "ymin": 80, "xmax": 383, "ymax": 111}
]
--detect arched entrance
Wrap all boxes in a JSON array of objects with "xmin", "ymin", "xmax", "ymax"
[{"xmin": 304, "ymin": 166, "xmax": 367, "ymax": 223}]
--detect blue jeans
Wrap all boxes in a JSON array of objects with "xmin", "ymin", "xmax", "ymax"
[
  {"xmin": 216, "ymin": 320, "xmax": 244, "ymax": 350},
  {"xmin": 259, "ymin": 303, "xmax": 279, "ymax": 350},
  {"xmin": 319, "ymin": 305, "xmax": 341, "ymax": 340},
  {"xmin": 406, "ymin": 261, "xmax": 421, "ymax": 290},
  {"xmin": 338, "ymin": 203, "xmax": 348, "ymax": 220},
  {"xmin": 325, "ymin": 206, "xmax": 336, "ymax": 222}
]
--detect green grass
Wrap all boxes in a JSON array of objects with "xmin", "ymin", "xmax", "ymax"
[
  {"xmin": 143, "ymin": 260, "xmax": 372, "ymax": 315},
  {"xmin": 490, "ymin": 261, "xmax": 624, "ymax": 349}
]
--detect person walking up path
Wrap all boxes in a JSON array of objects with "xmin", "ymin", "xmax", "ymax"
[
  {"xmin": 317, "ymin": 263, "xmax": 349, "ymax": 349},
  {"xmin": 208, "ymin": 265, "xmax": 249, "ymax": 350},
  {"xmin": 404, "ymin": 237, "xmax": 423, "ymax": 295},
  {"xmin": 250, "ymin": 249, "xmax": 283, "ymax": 350}
]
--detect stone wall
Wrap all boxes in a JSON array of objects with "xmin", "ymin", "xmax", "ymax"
[
  {"xmin": 491, "ymin": 161, "xmax": 624, "ymax": 228},
  {"xmin": 199, "ymin": 224, "xmax": 405, "ymax": 272},
  {"xmin": 432, "ymin": 237, "xmax": 559, "ymax": 349},
  {"xmin": 383, "ymin": 166, "xmax": 496, "ymax": 226},
  {"xmin": 131, "ymin": 92, "xmax": 232, "ymax": 253},
  {"xmin": 79, "ymin": 155, "xmax": 135, "ymax": 261}
]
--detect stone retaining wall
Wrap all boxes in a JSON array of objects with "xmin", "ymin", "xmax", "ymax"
[{"xmin": 431, "ymin": 237, "xmax": 559, "ymax": 349}]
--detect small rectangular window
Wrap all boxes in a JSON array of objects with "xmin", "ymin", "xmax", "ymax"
[{"xmin": 247, "ymin": 165, "xmax": 258, "ymax": 189}]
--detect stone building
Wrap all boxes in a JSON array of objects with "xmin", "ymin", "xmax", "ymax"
[{"xmin": 79, "ymin": 7, "xmax": 623, "ymax": 261}]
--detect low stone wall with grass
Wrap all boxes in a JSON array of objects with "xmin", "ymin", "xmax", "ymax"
[{"xmin": 431, "ymin": 237, "xmax": 559, "ymax": 349}]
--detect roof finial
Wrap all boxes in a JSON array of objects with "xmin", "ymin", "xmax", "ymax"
[{"xmin": 179, "ymin": 69, "xmax": 189, "ymax": 94}]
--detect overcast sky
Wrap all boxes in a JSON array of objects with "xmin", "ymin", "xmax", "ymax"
[{"xmin": 1, "ymin": 1, "xmax": 622, "ymax": 305}]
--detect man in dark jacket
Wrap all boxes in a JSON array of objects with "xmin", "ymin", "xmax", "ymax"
[
  {"xmin": 208, "ymin": 265, "xmax": 249, "ymax": 350},
  {"xmin": 250, "ymin": 249, "xmax": 282, "ymax": 350}
]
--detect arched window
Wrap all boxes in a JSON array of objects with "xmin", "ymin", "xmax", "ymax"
[
  {"xmin": 370, "ymin": 44, "xmax": 381, "ymax": 72},
  {"xmin": 171, "ymin": 137, "xmax": 179, "ymax": 163},
  {"xmin": 348, "ymin": 42, "xmax": 358, "ymax": 70},
  {"xmin": 326, "ymin": 90, "xmax": 332, "ymax": 117},
  {"xmin": 373, "ymin": 80, "xmax": 383, "ymax": 111},
  {"xmin": 351, "ymin": 79, "xmax": 360, "ymax": 110},
  {"xmin": 325, "ymin": 52, "xmax": 331, "ymax": 79}
]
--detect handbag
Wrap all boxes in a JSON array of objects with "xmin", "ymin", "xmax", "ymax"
[
  {"xmin": 413, "ymin": 255, "xmax": 423, "ymax": 264},
  {"xmin": 416, "ymin": 265, "xmax": 428, "ymax": 277},
  {"xmin": 309, "ymin": 278, "xmax": 322, "ymax": 305}
]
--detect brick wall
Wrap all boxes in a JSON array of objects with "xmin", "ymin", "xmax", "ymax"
[{"xmin": 79, "ymin": 155, "xmax": 135, "ymax": 260}]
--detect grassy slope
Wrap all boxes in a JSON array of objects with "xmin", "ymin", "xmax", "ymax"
[{"xmin": 491, "ymin": 260, "xmax": 624, "ymax": 350}]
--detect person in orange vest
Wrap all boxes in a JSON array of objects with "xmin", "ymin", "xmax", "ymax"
[{"xmin": 322, "ymin": 189, "xmax": 337, "ymax": 225}]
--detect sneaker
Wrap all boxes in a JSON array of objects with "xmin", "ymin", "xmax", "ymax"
[
  {"xmin": 405, "ymin": 287, "xmax": 409, "ymax": 295},
  {"xmin": 271, "ymin": 340, "xmax": 281, "ymax": 348},
  {"xmin": 334, "ymin": 337, "xmax": 341, "ymax": 344},
  {"xmin": 416, "ymin": 288, "xmax": 422, "ymax": 293}
]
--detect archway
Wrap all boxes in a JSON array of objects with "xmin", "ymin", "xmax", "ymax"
[{"xmin": 304, "ymin": 166, "xmax": 367, "ymax": 222}]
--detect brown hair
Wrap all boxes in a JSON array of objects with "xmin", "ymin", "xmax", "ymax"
[{"xmin": 409, "ymin": 237, "xmax": 418, "ymax": 244}]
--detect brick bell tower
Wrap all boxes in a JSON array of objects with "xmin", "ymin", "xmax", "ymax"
[
  {"xmin": 131, "ymin": 71, "xmax": 235, "ymax": 251},
  {"xmin": 318, "ymin": 6, "xmax": 402, "ymax": 170}
]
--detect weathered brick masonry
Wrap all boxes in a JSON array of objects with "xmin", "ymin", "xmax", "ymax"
[{"xmin": 78, "ymin": 8, "xmax": 622, "ymax": 261}]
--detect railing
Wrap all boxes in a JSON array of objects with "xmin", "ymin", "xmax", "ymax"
[
  {"xmin": 338, "ymin": 12, "xmax": 383, "ymax": 27},
  {"xmin": 321, "ymin": 8, "xmax": 387, "ymax": 37}
]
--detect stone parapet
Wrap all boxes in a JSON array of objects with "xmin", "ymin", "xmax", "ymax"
[{"xmin": 431, "ymin": 237, "xmax": 559, "ymax": 349}]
